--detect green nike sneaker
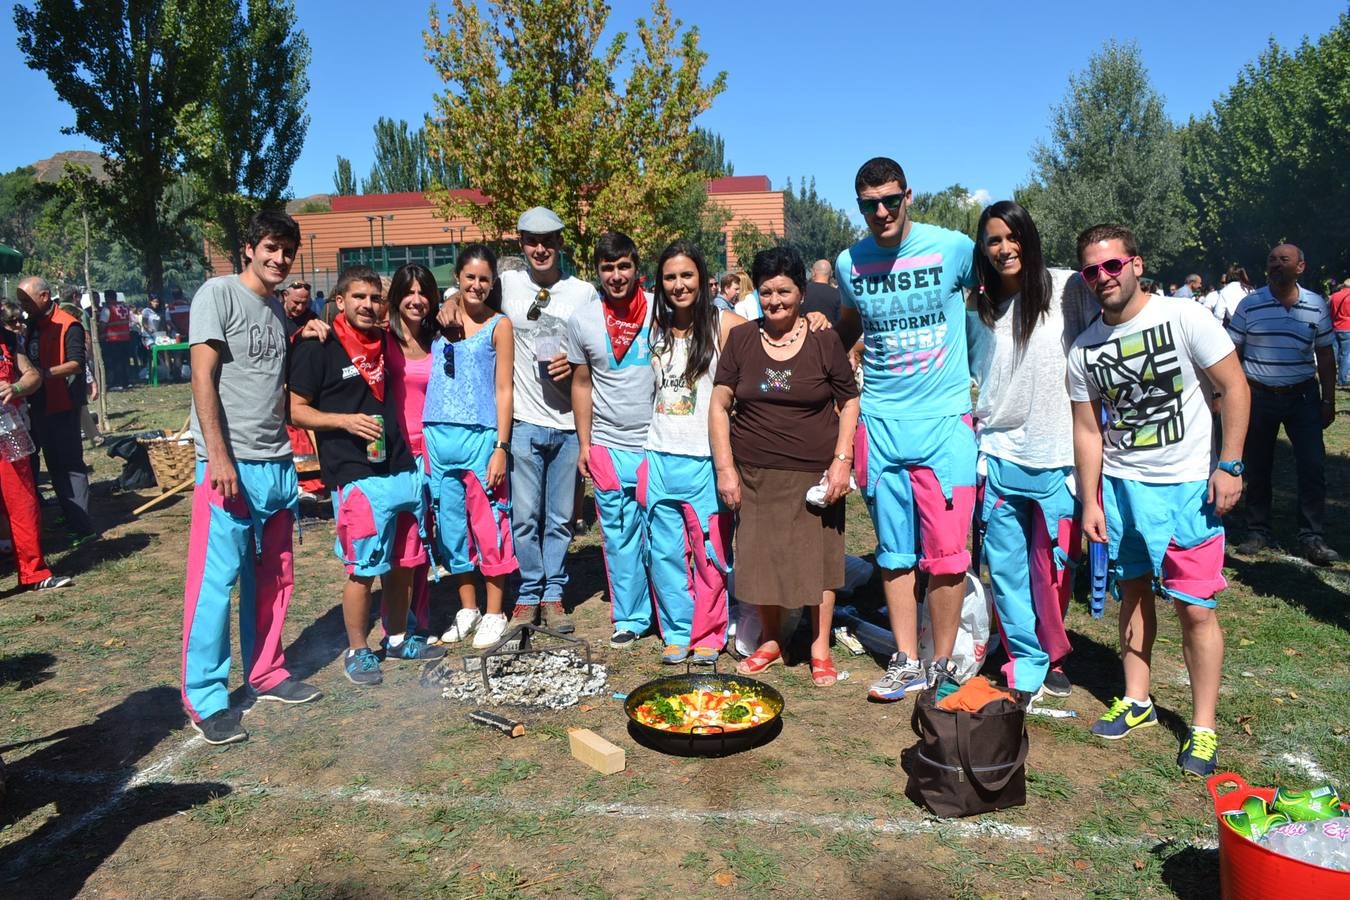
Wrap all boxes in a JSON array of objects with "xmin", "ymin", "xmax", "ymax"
[
  {"xmin": 1177, "ymin": 726, "xmax": 1219, "ymax": 777},
  {"xmin": 1271, "ymin": 784, "xmax": 1345, "ymax": 821},
  {"xmin": 1090, "ymin": 697, "xmax": 1158, "ymax": 740},
  {"xmin": 1221, "ymin": 795, "xmax": 1290, "ymax": 839}
]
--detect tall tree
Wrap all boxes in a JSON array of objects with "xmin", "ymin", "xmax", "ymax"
[
  {"xmin": 784, "ymin": 177, "xmax": 861, "ymax": 264},
  {"xmin": 425, "ymin": 0, "xmax": 726, "ymax": 263},
  {"xmin": 1019, "ymin": 41, "xmax": 1190, "ymax": 270},
  {"xmin": 691, "ymin": 127, "xmax": 732, "ymax": 178},
  {"xmin": 0, "ymin": 166, "xmax": 54, "ymax": 258},
  {"xmin": 333, "ymin": 156, "xmax": 357, "ymax": 195},
  {"xmin": 1182, "ymin": 15, "xmax": 1349, "ymax": 280},
  {"xmin": 181, "ymin": 0, "xmax": 310, "ymax": 274},
  {"xmin": 361, "ymin": 117, "xmax": 467, "ymax": 193},
  {"xmin": 909, "ymin": 183, "xmax": 980, "ymax": 239},
  {"xmin": 729, "ymin": 219, "xmax": 777, "ymax": 271},
  {"xmin": 14, "ymin": 0, "xmax": 221, "ymax": 295}
]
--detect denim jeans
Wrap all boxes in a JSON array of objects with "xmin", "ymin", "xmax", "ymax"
[
  {"xmin": 1335, "ymin": 331, "xmax": 1350, "ymax": 385},
  {"xmin": 1243, "ymin": 381, "xmax": 1326, "ymax": 541},
  {"xmin": 509, "ymin": 420, "xmax": 579, "ymax": 605}
]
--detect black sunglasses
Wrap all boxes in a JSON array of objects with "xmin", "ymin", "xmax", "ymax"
[
  {"xmin": 856, "ymin": 192, "xmax": 907, "ymax": 216},
  {"xmin": 288, "ymin": 282, "xmax": 311, "ymax": 291},
  {"xmin": 442, "ymin": 341, "xmax": 455, "ymax": 377},
  {"xmin": 526, "ymin": 288, "xmax": 551, "ymax": 321}
]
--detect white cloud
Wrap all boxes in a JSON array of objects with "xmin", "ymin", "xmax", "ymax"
[{"xmin": 969, "ymin": 188, "xmax": 993, "ymax": 207}]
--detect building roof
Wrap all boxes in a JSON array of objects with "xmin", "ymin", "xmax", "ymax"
[
  {"xmin": 328, "ymin": 189, "xmax": 490, "ymax": 212},
  {"xmin": 707, "ymin": 175, "xmax": 772, "ymax": 194}
]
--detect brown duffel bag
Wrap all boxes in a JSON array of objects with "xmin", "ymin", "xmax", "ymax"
[{"xmin": 904, "ymin": 687, "xmax": 1029, "ymax": 817}]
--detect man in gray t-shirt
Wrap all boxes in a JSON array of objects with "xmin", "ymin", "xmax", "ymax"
[
  {"xmin": 569, "ymin": 232, "xmax": 656, "ymax": 647},
  {"xmin": 181, "ymin": 210, "xmax": 324, "ymax": 747}
]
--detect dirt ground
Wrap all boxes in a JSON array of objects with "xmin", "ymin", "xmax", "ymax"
[{"xmin": 0, "ymin": 385, "xmax": 1346, "ymax": 898}]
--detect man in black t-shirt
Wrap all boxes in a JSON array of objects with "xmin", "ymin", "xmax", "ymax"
[
  {"xmin": 802, "ymin": 259, "xmax": 842, "ymax": 326},
  {"xmin": 288, "ymin": 266, "xmax": 445, "ymax": 686}
]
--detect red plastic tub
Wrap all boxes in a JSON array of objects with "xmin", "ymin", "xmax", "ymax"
[{"xmin": 1207, "ymin": 772, "xmax": 1350, "ymax": 899}]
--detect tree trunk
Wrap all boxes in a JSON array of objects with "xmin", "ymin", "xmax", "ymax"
[{"xmin": 83, "ymin": 205, "xmax": 108, "ymax": 429}]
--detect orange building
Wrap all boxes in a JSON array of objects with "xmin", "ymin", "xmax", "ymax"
[{"xmin": 206, "ymin": 176, "xmax": 785, "ymax": 291}]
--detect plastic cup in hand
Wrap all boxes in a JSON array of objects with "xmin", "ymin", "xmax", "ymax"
[{"xmin": 535, "ymin": 334, "xmax": 562, "ymax": 364}]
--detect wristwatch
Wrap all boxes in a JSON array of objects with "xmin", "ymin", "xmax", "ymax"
[
  {"xmin": 494, "ymin": 441, "xmax": 510, "ymax": 452},
  {"xmin": 1217, "ymin": 459, "xmax": 1245, "ymax": 476},
  {"xmin": 834, "ymin": 453, "xmax": 852, "ymax": 462}
]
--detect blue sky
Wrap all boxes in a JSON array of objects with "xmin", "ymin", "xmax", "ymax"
[{"xmin": 3, "ymin": 0, "xmax": 1344, "ymax": 221}]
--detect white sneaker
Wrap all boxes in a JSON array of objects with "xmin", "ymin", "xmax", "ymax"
[
  {"xmin": 471, "ymin": 613, "xmax": 508, "ymax": 649},
  {"xmin": 441, "ymin": 608, "xmax": 481, "ymax": 644}
]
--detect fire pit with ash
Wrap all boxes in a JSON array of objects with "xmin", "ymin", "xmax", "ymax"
[{"xmin": 420, "ymin": 623, "xmax": 608, "ymax": 709}]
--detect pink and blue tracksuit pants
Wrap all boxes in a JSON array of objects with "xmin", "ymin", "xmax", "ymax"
[
  {"xmin": 588, "ymin": 444, "xmax": 652, "ymax": 636},
  {"xmin": 424, "ymin": 424, "xmax": 517, "ymax": 578},
  {"xmin": 638, "ymin": 451, "xmax": 731, "ymax": 650},
  {"xmin": 979, "ymin": 455, "xmax": 1081, "ymax": 692},
  {"xmin": 181, "ymin": 459, "xmax": 297, "ymax": 723}
]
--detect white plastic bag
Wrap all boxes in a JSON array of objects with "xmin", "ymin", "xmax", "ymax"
[{"xmin": 918, "ymin": 571, "xmax": 999, "ymax": 681}]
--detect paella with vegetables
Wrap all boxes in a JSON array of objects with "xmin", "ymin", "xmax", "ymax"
[{"xmin": 632, "ymin": 687, "xmax": 777, "ymax": 733}]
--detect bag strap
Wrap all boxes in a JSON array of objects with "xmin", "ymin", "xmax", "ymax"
[{"xmin": 954, "ymin": 711, "xmax": 1028, "ymax": 793}]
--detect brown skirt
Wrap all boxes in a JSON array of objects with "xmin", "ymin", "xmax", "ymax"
[{"xmin": 734, "ymin": 463, "xmax": 844, "ymax": 609}]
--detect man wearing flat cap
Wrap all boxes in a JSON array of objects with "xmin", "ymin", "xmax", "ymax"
[{"xmin": 452, "ymin": 207, "xmax": 598, "ymax": 631}]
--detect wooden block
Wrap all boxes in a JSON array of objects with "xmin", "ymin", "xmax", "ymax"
[{"xmin": 568, "ymin": 728, "xmax": 625, "ymax": 775}]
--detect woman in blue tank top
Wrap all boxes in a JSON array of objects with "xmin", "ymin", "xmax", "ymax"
[{"xmin": 422, "ymin": 245, "xmax": 519, "ymax": 649}]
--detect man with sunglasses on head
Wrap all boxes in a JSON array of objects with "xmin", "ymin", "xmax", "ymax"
[
  {"xmin": 441, "ymin": 207, "xmax": 598, "ymax": 632},
  {"xmin": 1067, "ymin": 223, "xmax": 1249, "ymax": 777},
  {"xmin": 835, "ymin": 156, "xmax": 981, "ymax": 700}
]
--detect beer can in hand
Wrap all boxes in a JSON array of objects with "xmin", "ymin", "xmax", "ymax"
[{"xmin": 367, "ymin": 414, "xmax": 386, "ymax": 463}]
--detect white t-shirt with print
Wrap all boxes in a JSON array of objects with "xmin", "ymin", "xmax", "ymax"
[
  {"xmin": 1066, "ymin": 295, "xmax": 1234, "ymax": 484},
  {"xmin": 500, "ymin": 268, "xmax": 597, "ymax": 430}
]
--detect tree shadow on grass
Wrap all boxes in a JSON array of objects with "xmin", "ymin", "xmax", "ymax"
[
  {"xmin": 0, "ymin": 686, "xmax": 228, "ymax": 897},
  {"xmin": 1223, "ymin": 554, "xmax": 1348, "ymax": 633},
  {"xmin": 1156, "ymin": 843, "xmax": 1219, "ymax": 900},
  {"xmin": 0, "ymin": 652, "xmax": 56, "ymax": 691}
]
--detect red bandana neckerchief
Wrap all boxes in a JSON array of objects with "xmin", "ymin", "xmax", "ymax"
[
  {"xmin": 603, "ymin": 289, "xmax": 647, "ymax": 363},
  {"xmin": 332, "ymin": 315, "xmax": 386, "ymax": 402}
]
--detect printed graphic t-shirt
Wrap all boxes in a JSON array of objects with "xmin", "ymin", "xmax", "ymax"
[
  {"xmin": 500, "ymin": 269, "xmax": 597, "ymax": 430},
  {"xmin": 836, "ymin": 222, "xmax": 977, "ymax": 421},
  {"xmin": 567, "ymin": 294, "xmax": 655, "ymax": 452},
  {"xmin": 188, "ymin": 275, "xmax": 292, "ymax": 461},
  {"xmin": 1066, "ymin": 296, "xmax": 1235, "ymax": 484}
]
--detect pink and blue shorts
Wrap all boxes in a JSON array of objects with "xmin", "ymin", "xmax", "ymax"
[
  {"xmin": 854, "ymin": 412, "xmax": 977, "ymax": 574},
  {"xmin": 1103, "ymin": 475, "xmax": 1226, "ymax": 607},
  {"xmin": 332, "ymin": 468, "xmax": 430, "ymax": 578}
]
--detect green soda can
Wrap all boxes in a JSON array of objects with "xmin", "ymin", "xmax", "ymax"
[
  {"xmin": 367, "ymin": 414, "xmax": 386, "ymax": 463},
  {"xmin": 1272, "ymin": 784, "xmax": 1345, "ymax": 821},
  {"xmin": 1221, "ymin": 795, "xmax": 1291, "ymax": 840}
]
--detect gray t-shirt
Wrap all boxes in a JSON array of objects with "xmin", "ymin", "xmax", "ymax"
[
  {"xmin": 188, "ymin": 275, "xmax": 292, "ymax": 461},
  {"xmin": 566, "ymin": 294, "xmax": 655, "ymax": 452}
]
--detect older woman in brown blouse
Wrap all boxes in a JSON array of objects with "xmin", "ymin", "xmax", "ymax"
[{"xmin": 710, "ymin": 246, "xmax": 860, "ymax": 686}]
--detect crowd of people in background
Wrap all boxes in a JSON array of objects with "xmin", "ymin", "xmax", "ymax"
[{"xmin": 2, "ymin": 154, "xmax": 1344, "ymax": 784}]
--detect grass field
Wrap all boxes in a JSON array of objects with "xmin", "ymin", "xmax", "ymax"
[{"xmin": 0, "ymin": 382, "xmax": 1347, "ymax": 898}]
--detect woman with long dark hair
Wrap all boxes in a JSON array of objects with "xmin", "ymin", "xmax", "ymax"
[
  {"xmin": 641, "ymin": 240, "xmax": 746, "ymax": 664},
  {"xmin": 385, "ymin": 264, "xmax": 440, "ymax": 637},
  {"xmin": 968, "ymin": 200, "xmax": 1096, "ymax": 700},
  {"xmin": 421, "ymin": 245, "xmax": 518, "ymax": 649}
]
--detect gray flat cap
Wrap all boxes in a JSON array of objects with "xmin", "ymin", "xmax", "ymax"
[{"xmin": 517, "ymin": 206, "xmax": 564, "ymax": 234}]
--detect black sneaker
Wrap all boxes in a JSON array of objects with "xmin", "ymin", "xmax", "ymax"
[
  {"xmin": 609, "ymin": 630, "xmax": 639, "ymax": 649},
  {"xmin": 540, "ymin": 601, "xmax": 575, "ymax": 633},
  {"xmin": 1236, "ymin": 532, "xmax": 1272, "ymax": 555},
  {"xmin": 253, "ymin": 677, "xmax": 322, "ymax": 705},
  {"xmin": 1043, "ymin": 669, "xmax": 1072, "ymax": 697},
  {"xmin": 382, "ymin": 634, "xmax": 446, "ymax": 661},
  {"xmin": 1298, "ymin": 536, "xmax": 1341, "ymax": 567},
  {"xmin": 29, "ymin": 575, "xmax": 73, "ymax": 591},
  {"xmin": 191, "ymin": 708, "xmax": 248, "ymax": 745},
  {"xmin": 344, "ymin": 648, "xmax": 383, "ymax": 685}
]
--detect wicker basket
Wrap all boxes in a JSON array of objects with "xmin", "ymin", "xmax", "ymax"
[{"xmin": 139, "ymin": 435, "xmax": 197, "ymax": 492}]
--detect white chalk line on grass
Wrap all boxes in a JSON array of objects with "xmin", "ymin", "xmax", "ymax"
[{"xmin": 21, "ymin": 760, "xmax": 1216, "ymax": 853}]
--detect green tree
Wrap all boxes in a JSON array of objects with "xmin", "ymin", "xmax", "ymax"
[
  {"xmin": 361, "ymin": 117, "xmax": 467, "ymax": 193},
  {"xmin": 0, "ymin": 166, "xmax": 54, "ymax": 257},
  {"xmin": 181, "ymin": 0, "xmax": 311, "ymax": 274},
  {"xmin": 14, "ymin": 0, "xmax": 222, "ymax": 295},
  {"xmin": 425, "ymin": 0, "xmax": 726, "ymax": 263},
  {"xmin": 910, "ymin": 183, "xmax": 980, "ymax": 240},
  {"xmin": 1182, "ymin": 15, "xmax": 1349, "ymax": 280},
  {"xmin": 333, "ymin": 156, "xmax": 357, "ymax": 195},
  {"xmin": 784, "ymin": 177, "xmax": 861, "ymax": 263},
  {"xmin": 1020, "ymin": 41, "xmax": 1190, "ymax": 270},
  {"xmin": 691, "ymin": 126, "xmax": 732, "ymax": 177},
  {"xmin": 729, "ymin": 219, "xmax": 777, "ymax": 270}
]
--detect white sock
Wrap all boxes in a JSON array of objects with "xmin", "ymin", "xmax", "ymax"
[
  {"xmin": 1191, "ymin": 725, "xmax": 1215, "ymax": 735},
  {"xmin": 1123, "ymin": 696, "xmax": 1151, "ymax": 708},
  {"xmin": 386, "ymin": 632, "xmax": 406, "ymax": 648}
]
